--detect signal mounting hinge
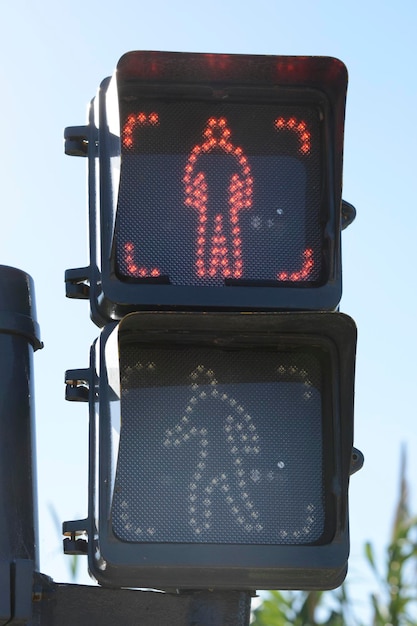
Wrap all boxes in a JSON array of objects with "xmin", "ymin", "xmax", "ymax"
[
  {"xmin": 64, "ymin": 125, "xmax": 89, "ymax": 157},
  {"xmin": 65, "ymin": 368, "xmax": 90, "ymax": 402},
  {"xmin": 63, "ymin": 519, "xmax": 88, "ymax": 555},
  {"xmin": 65, "ymin": 267, "xmax": 90, "ymax": 299}
]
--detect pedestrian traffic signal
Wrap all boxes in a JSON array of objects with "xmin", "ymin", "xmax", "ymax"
[
  {"xmin": 65, "ymin": 51, "xmax": 349, "ymax": 325},
  {"xmin": 63, "ymin": 51, "xmax": 361, "ymax": 592},
  {"xmin": 65, "ymin": 310, "xmax": 358, "ymax": 590}
]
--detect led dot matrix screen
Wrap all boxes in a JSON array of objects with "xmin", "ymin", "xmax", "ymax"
[
  {"xmin": 115, "ymin": 101, "xmax": 322, "ymax": 287},
  {"xmin": 111, "ymin": 339, "xmax": 334, "ymax": 546}
]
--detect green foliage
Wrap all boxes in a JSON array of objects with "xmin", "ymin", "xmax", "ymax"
[
  {"xmin": 364, "ymin": 449, "xmax": 417, "ymax": 626},
  {"xmin": 251, "ymin": 587, "xmax": 355, "ymax": 626},
  {"xmin": 252, "ymin": 449, "xmax": 417, "ymax": 626}
]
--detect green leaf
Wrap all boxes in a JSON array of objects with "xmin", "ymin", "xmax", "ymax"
[{"xmin": 364, "ymin": 541, "xmax": 379, "ymax": 577}]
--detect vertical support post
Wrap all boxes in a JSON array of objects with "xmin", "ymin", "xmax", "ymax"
[{"xmin": 0, "ymin": 266, "xmax": 42, "ymax": 624}]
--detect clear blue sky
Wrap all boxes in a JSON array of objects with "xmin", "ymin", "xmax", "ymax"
[{"xmin": 1, "ymin": 0, "xmax": 416, "ymax": 614}]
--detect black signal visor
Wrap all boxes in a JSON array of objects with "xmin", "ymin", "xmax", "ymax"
[
  {"xmin": 89, "ymin": 311, "xmax": 356, "ymax": 590},
  {"xmin": 90, "ymin": 52, "xmax": 347, "ymax": 323}
]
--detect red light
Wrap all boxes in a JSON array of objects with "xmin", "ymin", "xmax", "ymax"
[
  {"xmin": 122, "ymin": 112, "xmax": 159, "ymax": 149},
  {"xmin": 123, "ymin": 242, "xmax": 161, "ymax": 278},
  {"xmin": 183, "ymin": 118, "xmax": 253, "ymax": 280},
  {"xmin": 275, "ymin": 117, "xmax": 311, "ymax": 155},
  {"xmin": 278, "ymin": 249, "xmax": 314, "ymax": 281},
  {"xmin": 204, "ymin": 53, "xmax": 231, "ymax": 72}
]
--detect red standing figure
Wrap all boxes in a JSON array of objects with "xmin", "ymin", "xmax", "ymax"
[{"xmin": 184, "ymin": 117, "xmax": 253, "ymax": 281}]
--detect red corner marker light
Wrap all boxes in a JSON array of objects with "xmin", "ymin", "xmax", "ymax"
[{"xmin": 67, "ymin": 51, "xmax": 348, "ymax": 324}]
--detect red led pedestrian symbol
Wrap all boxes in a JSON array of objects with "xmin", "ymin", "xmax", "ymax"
[
  {"xmin": 120, "ymin": 113, "xmax": 315, "ymax": 283},
  {"xmin": 184, "ymin": 117, "xmax": 253, "ymax": 279}
]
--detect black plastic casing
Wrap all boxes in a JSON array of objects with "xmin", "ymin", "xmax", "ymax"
[
  {"xmin": 86, "ymin": 52, "xmax": 348, "ymax": 327},
  {"xmin": 87, "ymin": 311, "xmax": 356, "ymax": 590}
]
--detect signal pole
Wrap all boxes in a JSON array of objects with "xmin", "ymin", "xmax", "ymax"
[{"xmin": 0, "ymin": 265, "xmax": 42, "ymax": 624}]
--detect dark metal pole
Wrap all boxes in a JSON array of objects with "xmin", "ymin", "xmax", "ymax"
[{"xmin": 0, "ymin": 266, "xmax": 42, "ymax": 624}]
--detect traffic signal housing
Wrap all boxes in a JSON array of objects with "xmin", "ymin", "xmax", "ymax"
[
  {"xmin": 65, "ymin": 51, "xmax": 349, "ymax": 325},
  {"xmin": 65, "ymin": 310, "xmax": 357, "ymax": 590},
  {"xmin": 63, "ymin": 51, "xmax": 361, "ymax": 592}
]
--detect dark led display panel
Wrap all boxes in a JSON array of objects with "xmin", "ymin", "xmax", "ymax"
[
  {"xmin": 115, "ymin": 101, "xmax": 322, "ymax": 287},
  {"xmin": 111, "ymin": 343, "xmax": 330, "ymax": 546}
]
